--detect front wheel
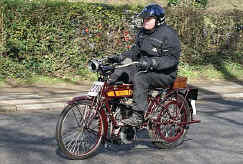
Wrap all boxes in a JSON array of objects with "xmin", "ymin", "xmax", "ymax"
[
  {"xmin": 149, "ymin": 93, "xmax": 190, "ymax": 149},
  {"xmin": 56, "ymin": 100, "xmax": 104, "ymax": 160}
]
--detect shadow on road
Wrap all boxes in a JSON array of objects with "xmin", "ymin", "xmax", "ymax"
[
  {"xmin": 0, "ymin": 111, "xmax": 65, "ymax": 164},
  {"xmin": 0, "ymin": 97, "xmax": 243, "ymax": 162},
  {"xmin": 199, "ymin": 98, "xmax": 243, "ymax": 126}
]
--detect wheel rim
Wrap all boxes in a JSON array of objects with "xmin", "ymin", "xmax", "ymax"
[
  {"xmin": 156, "ymin": 98, "xmax": 187, "ymax": 143},
  {"xmin": 61, "ymin": 104, "xmax": 103, "ymax": 157}
]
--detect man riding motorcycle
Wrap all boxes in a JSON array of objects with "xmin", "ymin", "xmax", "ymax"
[{"xmin": 108, "ymin": 4, "xmax": 181, "ymax": 126}]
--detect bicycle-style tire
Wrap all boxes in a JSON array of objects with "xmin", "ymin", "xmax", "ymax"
[
  {"xmin": 56, "ymin": 100, "xmax": 104, "ymax": 160},
  {"xmin": 149, "ymin": 93, "xmax": 190, "ymax": 149}
]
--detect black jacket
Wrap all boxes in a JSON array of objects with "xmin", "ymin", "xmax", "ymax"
[{"xmin": 116, "ymin": 23, "xmax": 181, "ymax": 76}]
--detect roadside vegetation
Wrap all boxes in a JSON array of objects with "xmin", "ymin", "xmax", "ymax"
[{"xmin": 0, "ymin": 0, "xmax": 242, "ymax": 86}]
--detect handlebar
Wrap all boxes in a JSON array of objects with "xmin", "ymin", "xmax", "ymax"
[
  {"xmin": 115, "ymin": 62, "xmax": 139, "ymax": 68},
  {"xmin": 88, "ymin": 58, "xmax": 139, "ymax": 73}
]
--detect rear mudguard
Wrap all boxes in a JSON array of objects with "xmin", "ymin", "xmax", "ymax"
[
  {"xmin": 184, "ymin": 88, "xmax": 198, "ymax": 113},
  {"xmin": 67, "ymin": 95, "xmax": 109, "ymax": 139}
]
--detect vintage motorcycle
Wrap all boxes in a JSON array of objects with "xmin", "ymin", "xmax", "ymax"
[{"xmin": 56, "ymin": 58, "xmax": 200, "ymax": 160}]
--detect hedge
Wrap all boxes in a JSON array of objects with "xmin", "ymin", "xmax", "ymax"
[{"xmin": 0, "ymin": 0, "xmax": 242, "ymax": 79}]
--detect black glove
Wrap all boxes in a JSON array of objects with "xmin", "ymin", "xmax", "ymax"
[
  {"xmin": 107, "ymin": 55, "xmax": 120, "ymax": 64},
  {"xmin": 137, "ymin": 57, "xmax": 153, "ymax": 71}
]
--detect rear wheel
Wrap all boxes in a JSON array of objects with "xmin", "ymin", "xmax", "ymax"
[
  {"xmin": 56, "ymin": 100, "xmax": 104, "ymax": 159},
  {"xmin": 149, "ymin": 93, "xmax": 190, "ymax": 149}
]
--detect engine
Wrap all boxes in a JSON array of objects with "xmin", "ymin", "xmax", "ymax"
[{"xmin": 118, "ymin": 103, "xmax": 136, "ymax": 144}]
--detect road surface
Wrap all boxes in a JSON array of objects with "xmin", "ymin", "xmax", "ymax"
[{"xmin": 0, "ymin": 98, "xmax": 243, "ymax": 164}]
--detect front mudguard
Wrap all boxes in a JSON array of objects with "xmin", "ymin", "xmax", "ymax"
[
  {"xmin": 67, "ymin": 95, "xmax": 92, "ymax": 105},
  {"xmin": 67, "ymin": 95, "xmax": 109, "ymax": 139}
]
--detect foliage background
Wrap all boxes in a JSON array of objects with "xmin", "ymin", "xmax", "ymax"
[{"xmin": 0, "ymin": 0, "xmax": 242, "ymax": 81}]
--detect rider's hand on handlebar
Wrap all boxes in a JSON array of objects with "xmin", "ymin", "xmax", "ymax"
[
  {"xmin": 107, "ymin": 55, "xmax": 120, "ymax": 64},
  {"xmin": 137, "ymin": 57, "xmax": 153, "ymax": 71}
]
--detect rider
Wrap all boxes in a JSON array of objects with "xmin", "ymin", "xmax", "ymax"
[{"xmin": 108, "ymin": 4, "xmax": 181, "ymax": 126}]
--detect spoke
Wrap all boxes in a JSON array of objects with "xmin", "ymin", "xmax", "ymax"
[
  {"xmin": 63, "ymin": 128, "xmax": 78, "ymax": 137},
  {"xmin": 86, "ymin": 128, "xmax": 98, "ymax": 135},
  {"xmin": 81, "ymin": 135, "xmax": 88, "ymax": 153},
  {"xmin": 70, "ymin": 130, "xmax": 83, "ymax": 153},
  {"xmin": 83, "ymin": 133, "xmax": 96, "ymax": 149},
  {"xmin": 87, "ymin": 131, "xmax": 98, "ymax": 144},
  {"xmin": 65, "ymin": 132, "xmax": 80, "ymax": 152},
  {"xmin": 73, "ymin": 124, "xmax": 98, "ymax": 154},
  {"xmin": 71, "ymin": 108, "xmax": 81, "ymax": 127},
  {"xmin": 85, "ymin": 110, "xmax": 97, "ymax": 128},
  {"xmin": 76, "ymin": 105, "xmax": 86, "ymax": 126},
  {"xmin": 63, "ymin": 130, "xmax": 80, "ymax": 143},
  {"xmin": 85, "ymin": 124, "xmax": 99, "ymax": 141},
  {"xmin": 74, "ymin": 104, "xmax": 87, "ymax": 125},
  {"xmin": 168, "ymin": 125, "xmax": 176, "ymax": 137},
  {"xmin": 81, "ymin": 105, "xmax": 89, "ymax": 127},
  {"xmin": 77, "ymin": 133, "xmax": 86, "ymax": 153},
  {"xmin": 70, "ymin": 140, "xmax": 78, "ymax": 153},
  {"xmin": 66, "ymin": 140, "xmax": 75, "ymax": 152},
  {"xmin": 178, "ymin": 99, "xmax": 185, "ymax": 111},
  {"xmin": 87, "ymin": 118, "xmax": 99, "ymax": 130},
  {"xmin": 153, "ymin": 131, "xmax": 161, "ymax": 141},
  {"xmin": 76, "ymin": 104, "xmax": 84, "ymax": 116},
  {"xmin": 64, "ymin": 110, "xmax": 80, "ymax": 129},
  {"xmin": 74, "ymin": 137, "xmax": 82, "ymax": 155}
]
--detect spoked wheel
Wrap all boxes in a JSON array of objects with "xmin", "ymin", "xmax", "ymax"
[
  {"xmin": 149, "ymin": 94, "xmax": 190, "ymax": 149},
  {"xmin": 56, "ymin": 100, "xmax": 104, "ymax": 160}
]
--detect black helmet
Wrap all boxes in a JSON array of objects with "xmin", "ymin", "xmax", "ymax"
[{"xmin": 138, "ymin": 4, "xmax": 165, "ymax": 26}]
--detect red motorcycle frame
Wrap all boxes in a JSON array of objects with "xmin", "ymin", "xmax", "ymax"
[{"xmin": 56, "ymin": 59, "xmax": 200, "ymax": 160}]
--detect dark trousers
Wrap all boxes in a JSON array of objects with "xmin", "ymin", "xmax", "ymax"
[
  {"xmin": 133, "ymin": 71, "xmax": 175, "ymax": 112},
  {"xmin": 109, "ymin": 67, "xmax": 175, "ymax": 112},
  {"xmin": 108, "ymin": 65, "xmax": 138, "ymax": 84}
]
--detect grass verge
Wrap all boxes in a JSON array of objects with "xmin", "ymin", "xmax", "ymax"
[
  {"xmin": 178, "ymin": 62, "xmax": 243, "ymax": 82},
  {"xmin": 1, "ymin": 62, "xmax": 242, "ymax": 87}
]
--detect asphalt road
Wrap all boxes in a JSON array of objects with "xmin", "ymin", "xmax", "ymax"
[{"xmin": 0, "ymin": 98, "xmax": 243, "ymax": 164}]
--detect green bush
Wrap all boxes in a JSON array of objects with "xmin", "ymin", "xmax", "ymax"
[
  {"xmin": 167, "ymin": 7, "xmax": 243, "ymax": 66},
  {"xmin": 168, "ymin": 0, "xmax": 180, "ymax": 6},
  {"xmin": 168, "ymin": 0, "xmax": 208, "ymax": 8},
  {"xmin": 0, "ymin": 0, "xmax": 242, "ymax": 80},
  {"xmin": 1, "ymin": 0, "xmax": 138, "ymax": 79},
  {"xmin": 195, "ymin": 0, "xmax": 208, "ymax": 7}
]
